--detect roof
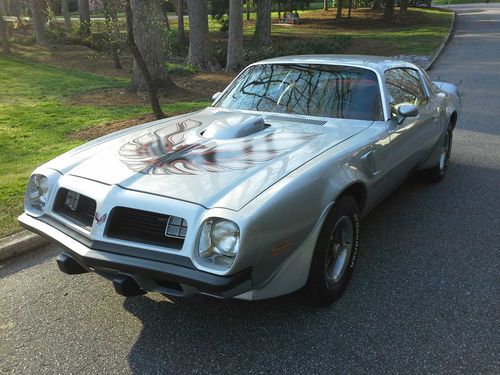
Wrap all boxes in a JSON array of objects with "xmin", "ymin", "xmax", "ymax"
[{"xmin": 253, "ymin": 54, "xmax": 418, "ymax": 73}]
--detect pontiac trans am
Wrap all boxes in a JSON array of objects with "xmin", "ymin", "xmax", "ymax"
[{"xmin": 19, "ymin": 55, "xmax": 461, "ymax": 304}]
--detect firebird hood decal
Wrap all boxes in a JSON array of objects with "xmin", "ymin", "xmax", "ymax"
[
  {"xmin": 118, "ymin": 119, "xmax": 318, "ymax": 175},
  {"xmin": 47, "ymin": 108, "xmax": 372, "ymax": 210}
]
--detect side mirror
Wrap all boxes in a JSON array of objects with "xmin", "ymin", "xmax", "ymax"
[
  {"xmin": 211, "ymin": 92, "xmax": 222, "ymax": 101},
  {"xmin": 397, "ymin": 104, "xmax": 418, "ymax": 125}
]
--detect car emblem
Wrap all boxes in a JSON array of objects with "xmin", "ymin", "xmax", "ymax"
[{"xmin": 94, "ymin": 212, "xmax": 107, "ymax": 224}]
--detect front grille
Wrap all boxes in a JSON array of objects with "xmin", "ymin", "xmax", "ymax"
[
  {"xmin": 53, "ymin": 188, "xmax": 96, "ymax": 229},
  {"xmin": 106, "ymin": 207, "xmax": 186, "ymax": 250}
]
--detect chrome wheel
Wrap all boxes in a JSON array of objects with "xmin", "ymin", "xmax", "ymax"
[
  {"xmin": 439, "ymin": 131, "xmax": 451, "ymax": 173},
  {"xmin": 325, "ymin": 215, "xmax": 353, "ymax": 285}
]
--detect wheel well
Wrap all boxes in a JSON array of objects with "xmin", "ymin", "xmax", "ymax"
[
  {"xmin": 450, "ymin": 111, "xmax": 458, "ymax": 129},
  {"xmin": 336, "ymin": 182, "xmax": 367, "ymax": 213}
]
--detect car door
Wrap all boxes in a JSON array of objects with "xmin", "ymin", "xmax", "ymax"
[{"xmin": 384, "ymin": 68, "xmax": 440, "ymax": 188}]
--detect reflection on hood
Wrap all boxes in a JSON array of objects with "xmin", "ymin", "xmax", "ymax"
[{"xmin": 118, "ymin": 119, "xmax": 318, "ymax": 175}]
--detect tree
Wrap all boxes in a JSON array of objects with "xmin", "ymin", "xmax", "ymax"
[
  {"xmin": 61, "ymin": 0, "xmax": 71, "ymax": 32},
  {"xmin": 128, "ymin": 0, "xmax": 175, "ymax": 91},
  {"xmin": 125, "ymin": 0, "xmax": 164, "ymax": 119},
  {"xmin": 335, "ymin": 0, "xmax": 343, "ymax": 24},
  {"xmin": 0, "ymin": 0, "xmax": 10, "ymax": 54},
  {"xmin": 186, "ymin": 0, "xmax": 219, "ymax": 71},
  {"xmin": 400, "ymin": 0, "xmax": 409, "ymax": 15},
  {"xmin": 103, "ymin": 0, "xmax": 122, "ymax": 69},
  {"xmin": 384, "ymin": 0, "xmax": 395, "ymax": 20},
  {"xmin": 78, "ymin": 0, "xmax": 91, "ymax": 39},
  {"xmin": 226, "ymin": 0, "xmax": 243, "ymax": 72},
  {"xmin": 254, "ymin": 0, "xmax": 271, "ymax": 45},
  {"xmin": 323, "ymin": 0, "xmax": 328, "ymax": 11},
  {"xmin": 372, "ymin": 0, "xmax": 382, "ymax": 10},
  {"xmin": 30, "ymin": 0, "xmax": 47, "ymax": 45},
  {"xmin": 174, "ymin": 0, "xmax": 185, "ymax": 45}
]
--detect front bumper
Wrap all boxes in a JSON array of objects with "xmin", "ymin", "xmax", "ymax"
[{"xmin": 18, "ymin": 213, "xmax": 253, "ymax": 298}]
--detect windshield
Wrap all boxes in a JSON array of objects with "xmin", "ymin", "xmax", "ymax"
[{"xmin": 215, "ymin": 64, "xmax": 383, "ymax": 121}]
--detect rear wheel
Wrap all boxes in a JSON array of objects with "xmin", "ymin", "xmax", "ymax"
[{"xmin": 307, "ymin": 196, "xmax": 360, "ymax": 306}]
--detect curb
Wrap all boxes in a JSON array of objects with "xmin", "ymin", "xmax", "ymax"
[
  {"xmin": 425, "ymin": 9, "xmax": 456, "ymax": 71},
  {"xmin": 0, "ymin": 230, "xmax": 50, "ymax": 263}
]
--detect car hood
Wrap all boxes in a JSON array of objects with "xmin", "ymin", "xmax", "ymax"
[{"xmin": 47, "ymin": 108, "xmax": 372, "ymax": 211}]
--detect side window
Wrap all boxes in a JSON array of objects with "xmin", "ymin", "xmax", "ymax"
[{"xmin": 385, "ymin": 68, "xmax": 428, "ymax": 113}]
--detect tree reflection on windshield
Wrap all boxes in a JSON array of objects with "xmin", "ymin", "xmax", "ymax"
[{"xmin": 216, "ymin": 64, "xmax": 383, "ymax": 121}]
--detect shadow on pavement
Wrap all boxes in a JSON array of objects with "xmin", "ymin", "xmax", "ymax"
[{"xmin": 121, "ymin": 161, "xmax": 500, "ymax": 373}]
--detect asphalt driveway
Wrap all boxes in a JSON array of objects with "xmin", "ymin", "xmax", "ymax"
[{"xmin": 1, "ymin": 5, "xmax": 499, "ymax": 374}]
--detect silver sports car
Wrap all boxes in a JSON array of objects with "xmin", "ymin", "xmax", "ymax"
[{"xmin": 19, "ymin": 55, "xmax": 460, "ymax": 305}]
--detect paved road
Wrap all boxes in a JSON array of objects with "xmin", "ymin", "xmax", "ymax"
[{"xmin": 1, "ymin": 6, "xmax": 499, "ymax": 374}]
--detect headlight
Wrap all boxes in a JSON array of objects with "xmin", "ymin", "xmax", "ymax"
[
  {"xmin": 25, "ymin": 174, "xmax": 49, "ymax": 214},
  {"xmin": 199, "ymin": 218, "xmax": 240, "ymax": 268}
]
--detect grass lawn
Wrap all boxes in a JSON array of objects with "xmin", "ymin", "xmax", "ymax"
[
  {"xmin": 0, "ymin": 6, "xmax": 452, "ymax": 238},
  {"xmin": 433, "ymin": 0, "xmax": 499, "ymax": 4},
  {"xmin": 268, "ymin": 8, "xmax": 453, "ymax": 56},
  {"xmin": 0, "ymin": 57, "xmax": 208, "ymax": 237}
]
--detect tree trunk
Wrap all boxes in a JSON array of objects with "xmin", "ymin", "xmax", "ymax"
[
  {"xmin": 400, "ymin": 0, "xmax": 408, "ymax": 15},
  {"xmin": 78, "ymin": 0, "xmax": 91, "ymax": 39},
  {"xmin": 254, "ymin": 0, "xmax": 271, "ymax": 45},
  {"xmin": 128, "ymin": 0, "xmax": 175, "ymax": 92},
  {"xmin": 186, "ymin": 0, "xmax": 219, "ymax": 71},
  {"xmin": 103, "ymin": 0, "xmax": 121, "ymax": 69},
  {"xmin": 372, "ymin": 0, "xmax": 382, "ymax": 10},
  {"xmin": 347, "ymin": 0, "xmax": 352, "ymax": 20},
  {"xmin": 30, "ymin": 0, "xmax": 47, "ymax": 45},
  {"xmin": 246, "ymin": 0, "xmax": 250, "ymax": 20},
  {"xmin": 61, "ymin": 0, "xmax": 71, "ymax": 32},
  {"xmin": 125, "ymin": 0, "xmax": 164, "ymax": 119},
  {"xmin": 384, "ymin": 0, "xmax": 395, "ymax": 20},
  {"xmin": 12, "ymin": 0, "xmax": 24, "ymax": 28},
  {"xmin": 336, "ymin": 0, "xmax": 343, "ymax": 24},
  {"xmin": 323, "ymin": 0, "xmax": 328, "ymax": 11},
  {"xmin": 0, "ymin": 2, "xmax": 11, "ymax": 54},
  {"xmin": 226, "ymin": 0, "xmax": 243, "ymax": 72},
  {"xmin": 175, "ymin": 0, "xmax": 185, "ymax": 45}
]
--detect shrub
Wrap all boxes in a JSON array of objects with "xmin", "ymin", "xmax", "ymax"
[
  {"xmin": 165, "ymin": 63, "xmax": 199, "ymax": 75},
  {"xmin": 163, "ymin": 28, "xmax": 187, "ymax": 58}
]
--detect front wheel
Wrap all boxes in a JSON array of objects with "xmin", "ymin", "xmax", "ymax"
[
  {"xmin": 307, "ymin": 196, "xmax": 360, "ymax": 306},
  {"xmin": 425, "ymin": 125, "xmax": 453, "ymax": 182}
]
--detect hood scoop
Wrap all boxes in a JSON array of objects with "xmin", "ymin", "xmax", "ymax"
[{"xmin": 203, "ymin": 115, "xmax": 266, "ymax": 139}]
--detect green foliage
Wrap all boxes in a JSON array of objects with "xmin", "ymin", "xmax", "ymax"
[
  {"xmin": 45, "ymin": 19, "xmax": 67, "ymax": 43},
  {"xmin": 210, "ymin": 0, "xmax": 230, "ymax": 32},
  {"xmin": 165, "ymin": 63, "xmax": 199, "ymax": 75},
  {"xmin": 163, "ymin": 28, "xmax": 187, "ymax": 57}
]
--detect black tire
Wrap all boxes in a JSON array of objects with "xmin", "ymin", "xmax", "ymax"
[
  {"xmin": 307, "ymin": 196, "xmax": 360, "ymax": 306},
  {"xmin": 425, "ymin": 123, "xmax": 453, "ymax": 183}
]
